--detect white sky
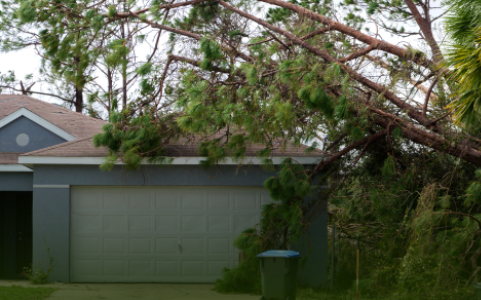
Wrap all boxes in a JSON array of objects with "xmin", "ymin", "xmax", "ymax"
[{"xmin": 0, "ymin": 1, "xmax": 447, "ymax": 108}]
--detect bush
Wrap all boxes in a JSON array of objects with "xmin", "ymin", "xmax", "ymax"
[
  {"xmin": 22, "ymin": 237, "xmax": 55, "ymax": 284},
  {"xmin": 214, "ymin": 228, "xmax": 262, "ymax": 294}
]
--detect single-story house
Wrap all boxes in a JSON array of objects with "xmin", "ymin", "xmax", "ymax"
[{"xmin": 0, "ymin": 95, "xmax": 328, "ymax": 286}]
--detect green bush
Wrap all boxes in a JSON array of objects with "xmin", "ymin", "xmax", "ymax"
[
  {"xmin": 22, "ymin": 237, "xmax": 55, "ymax": 284},
  {"xmin": 214, "ymin": 228, "xmax": 262, "ymax": 294}
]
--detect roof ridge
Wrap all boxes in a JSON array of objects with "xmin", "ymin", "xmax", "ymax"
[
  {"xmin": 23, "ymin": 95, "xmax": 106, "ymax": 123},
  {"xmin": 23, "ymin": 136, "xmax": 95, "ymax": 156}
]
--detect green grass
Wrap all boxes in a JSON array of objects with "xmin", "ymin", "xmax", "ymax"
[
  {"xmin": 296, "ymin": 286, "xmax": 476, "ymax": 300},
  {"xmin": 0, "ymin": 285, "xmax": 57, "ymax": 300}
]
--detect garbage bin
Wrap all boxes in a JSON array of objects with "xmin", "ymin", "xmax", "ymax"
[
  {"xmin": 258, "ymin": 250, "xmax": 300, "ymax": 300},
  {"xmin": 474, "ymin": 282, "xmax": 481, "ymax": 300}
]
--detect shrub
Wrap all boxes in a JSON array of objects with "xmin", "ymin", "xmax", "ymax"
[{"xmin": 22, "ymin": 237, "xmax": 55, "ymax": 284}]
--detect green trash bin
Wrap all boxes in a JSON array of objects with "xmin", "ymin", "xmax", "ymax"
[
  {"xmin": 258, "ymin": 250, "xmax": 300, "ymax": 300},
  {"xmin": 474, "ymin": 282, "xmax": 481, "ymax": 300}
]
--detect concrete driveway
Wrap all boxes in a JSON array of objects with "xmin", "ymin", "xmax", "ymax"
[{"xmin": 0, "ymin": 280, "xmax": 260, "ymax": 300}]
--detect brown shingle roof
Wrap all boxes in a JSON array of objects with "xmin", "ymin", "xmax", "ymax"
[
  {"xmin": 0, "ymin": 95, "xmax": 106, "ymax": 164},
  {"xmin": 0, "ymin": 95, "xmax": 106, "ymax": 139},
  {"xmin": 0, "ymin": 152, "xmax": 24, "ymax": 164},
  {"xmin": 1, "ymin": 95, "xmax": 328, "ymax": 163},
  {"xmin": 22, "ymin": 136, "xmax": 328, "ymax": 158}
]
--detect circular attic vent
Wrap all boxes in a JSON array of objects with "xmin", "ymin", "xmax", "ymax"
[{"xmin": 16, "ymin": 133, "xmax": 30, "ymax": 147}]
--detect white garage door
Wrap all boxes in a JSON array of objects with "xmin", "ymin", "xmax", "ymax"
[{"xmin": 70, "ymin": 186, "xmax": 273, "ymax": 282}]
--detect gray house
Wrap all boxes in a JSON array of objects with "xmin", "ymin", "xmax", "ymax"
[{"xmin": 0, "ymin": 95, "xmax": 328, "ymax": 285}]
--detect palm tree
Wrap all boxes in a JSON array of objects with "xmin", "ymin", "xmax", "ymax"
[{"xmin": 445, "ymin": 0, "xmax": 481, "ymax": 125}]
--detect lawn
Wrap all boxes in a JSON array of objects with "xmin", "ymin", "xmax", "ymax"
[
  {"xmin": 0, "ymin": 285, "xmax": 57, "ymax": 300},
  {"xmin": 296, "ymin": 287, "xmax": 477, "ymax": 300}
]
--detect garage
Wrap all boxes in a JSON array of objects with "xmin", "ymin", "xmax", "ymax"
[{"xmin": 70, "ymin": 186, "xmax": 273, "ymax": 282}]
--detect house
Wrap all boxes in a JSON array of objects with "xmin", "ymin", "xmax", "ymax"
[{"xmin": 0, "ymin": 95, "xmax": 328, "ymax": 286}]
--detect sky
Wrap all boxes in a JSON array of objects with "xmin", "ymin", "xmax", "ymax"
[{"xmin": 0, "ymin": 1, "xmax": 447, "ymax": 108}]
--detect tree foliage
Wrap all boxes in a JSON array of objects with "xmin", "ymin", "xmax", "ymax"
[{"xmin": 3, "ymin": 0, "xmax": 481, "ymax": 296}]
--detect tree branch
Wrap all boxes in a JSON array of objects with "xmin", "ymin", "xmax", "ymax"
[{"xmin": 312, "ymin": 130, "xmax": 387, "ymax": 176}]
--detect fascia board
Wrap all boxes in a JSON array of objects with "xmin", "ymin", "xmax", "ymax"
[
  {"xmin": 18, "ymin": 156, "xmax": 324, "ymax": 166},
  {"xmin": 0, "ymin": 164, "xmax": 33, "ymax": 172},
  {"xmin": 0, "ymin": 107, "xmax": 77, "ymax": 141}
]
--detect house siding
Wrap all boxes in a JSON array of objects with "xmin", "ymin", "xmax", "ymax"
[
  {"xmin": 0, "ymin": 172, "xmax": 33, "ymax": 191},
  {"xmin": 0, "ymin": 116, "xmax": 67, "ymax": 152},
  {"xmin": 32, "ymin": 164, "xmax": 327, "ymax": 286}
]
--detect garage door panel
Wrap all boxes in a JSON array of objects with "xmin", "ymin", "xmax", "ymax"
[
  {"xmin": 155, "ymin": 215, "xmax": 178, "ymax": 232},
  {"xmin": 74, "ymin": 237, "xmax": 101, "ymax": 254},
  {"xmin": 74, "ymin": 259, "xmax": 100, "ymax": 276},
  {"xmin": 181, "ymin": 215, "xmax": 204, "ymax": 232},
  {"xmin": 74, "ymin": 192, "xmax": 101, "ymax": 209},
  {"xmin": 234, "ymin": 193, "xmax": 258, "ymax": 210},
  {"xmin": 74, "ymin": 214, "xmax": 102, "ymax": 232},
  {"xmin": 181, "ymin": 193, "xmax": 204, "ymax": 210},
  {"xmin": 104, "ymin": 260, "xmax": 126, "ymax": 276},
  {"xmin": 129, "ymin": 192, "xmax": 153, "ymax": 210},
  {"xmin": 104, "ymin": 237, "xmax": 126, "ymax": 254},
  {"xmin": 234, "ymin": 215, "xmax": 257, "ymax": 232},
  {"xmin": 207, "ymin": 193, "xmax": 231, "ymax": 210},
  {"xmin": 181, "ymin": 238, "xmax": 204, "ymax": 254},
  {"xmin": 208, "ymin": 238, "xmax": 231, "ymax": 255},
  {"xmin": 129, "ymin": 215, "xmax": 152, "ymax": 232},
  {"xmin": 104, "ymin": 215, "xmax": 127, "ymax": 232},
  {"xmin": 155, "ymin": 260, "xmax": 178, "ymax": 276},
  {"xmin": 71, "ymin": 186, "xmax": 270, "ymax": 283},
  {"xmin": 103, "ymin": 192, "xmax": 127, "ymax": 210},
  {"xmin": 156, "ymin": 238, "xmax": 178, "ymax": 254},
  {"xmin": 129, "ymin": 260, "xmax": 152, "ymax": 277},
  {"xmin": 208, "ymin": 261, "xmax": 230, "ymax": 276},
  {"xmin": 155, "ymin": 192, "xmax": 179, "ymax": 210},
  {"xmin": 181, "ymin": 261, "xmax": 203, "ymax": 276},
  {"xmin": 207, "ymin": 216, "xmax": 231, "ymax": 232},
  {"xmin": 129, "ymin": 237, "xmax": 152, "ymax": 254}
]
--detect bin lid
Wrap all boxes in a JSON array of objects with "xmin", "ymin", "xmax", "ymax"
[{"xmin": 257, "ymin": 250, "xmax": 300, "ymax": 258}]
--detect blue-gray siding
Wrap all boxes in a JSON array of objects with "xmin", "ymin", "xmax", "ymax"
[
  {"xmin": 0, "ymin": 116, "xmax": 67, "ymax": 152},
  {"xmin": 0, "ymin": 172, "xmax": 33, "ymax": 191}
]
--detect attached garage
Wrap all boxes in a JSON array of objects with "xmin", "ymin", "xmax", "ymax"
[
  {"xmin": 1, "ymin": 96, "xmax": 328, "ymax": 286},
  {"xmin": 70, "ymin": 186, "xmax": 273, "ymax": 282}
]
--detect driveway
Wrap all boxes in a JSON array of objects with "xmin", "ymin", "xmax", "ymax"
[{"xmin": 0, "ymin": 280, "xmax": 260, "ymax": 300}]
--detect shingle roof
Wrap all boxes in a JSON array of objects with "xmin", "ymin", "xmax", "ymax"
[
  {"xmin": 1, "ymin": 95, "xmax": 328, "ymax": 164},
  {"xmin": 0, "ymin": 95, "xmax": 106, "ymax": 139},
  {"xmin": 22, "ymin": 136, "xmax": 328, "ymax": 157},
  {"xmin": 0, "ymin": 152, "xmax": 23, "ymax": 164}
]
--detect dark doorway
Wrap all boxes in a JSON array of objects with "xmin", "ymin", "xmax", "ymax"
[{"xmin": 0, "ymin": 192, "xmax": 33, "ymax": 279}]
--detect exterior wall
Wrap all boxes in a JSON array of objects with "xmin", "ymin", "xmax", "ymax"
[
  {"xmin": 0, "ymin": 116, "xmax": 66, "ymax": 152},
  {"xmin": 32, "ymin": 164, "xmax": 277, "ymax": 186},
  {"xmin": 291, "ymin": 189, "xmax": 328, "ymax": 287},
  {"xmin": 32, "ymin": 164, "xmax": 327, "ymax": 285},
  {"xmin": 0, "ymin": 172, "xmax": 33, "ymax": 191},
  {"xmin": 32, "ymin": 188, "xmax": 70, "ymax": 282}
]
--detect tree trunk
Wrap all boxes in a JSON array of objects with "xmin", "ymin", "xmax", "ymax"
[
  {"xmin": 120, "ymin": 15, "xmax": 127, "ymax": 109},
  {"xmin": 75, "ymin": 86, "xmax": 83, "ymax": 113}
]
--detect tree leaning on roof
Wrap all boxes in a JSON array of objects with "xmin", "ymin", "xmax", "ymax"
[
  {"xmin": 3, "ymin": 0, "xmax": 480, "ymax": 229},
  {"xmin": 5, "ymin": 0, "xmax": 481, "ymax": 293}
]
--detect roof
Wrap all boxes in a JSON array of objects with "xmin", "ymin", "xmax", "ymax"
[
  {"xmin": 22, "ymin": 135, "xmax": 328, "ymax": 158},
  {"xmin": 0, "ymin": 95, "xmax": 328, "ymax": 165},
  {"xmin": 0, "ymin": 95, "xmax": 106, "ymax": 164},
  {"xmin": 0, "ymin": 95, "xmax": 106, "ymax": 140},
  {"xmin": 0, "ymin": 152, "xmax": 22, "ymax": 164}
]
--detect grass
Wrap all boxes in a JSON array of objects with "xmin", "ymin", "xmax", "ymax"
[
  {"xmin": 0, "ymin": 285, "xmax": 57, "ymax": 300},
  {"xmin": 296, "ymin": 286, "xmax": 477, "ymax": 300}
]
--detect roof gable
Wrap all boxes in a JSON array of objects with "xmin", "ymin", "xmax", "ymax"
[
  {"xmin": 0, "ymin": 108, "xmax": 76, "ymax": 141},
  {"xmin": 0, "ymin": 95, "xmax": 106, "ymax": 139},
  {"xmin": 0, "ymin": 95, "xmax": 107, "ymax": 165},
  {"xmin": 0, "ymin": 116, "xmax": 68, "ymax": 152}
]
